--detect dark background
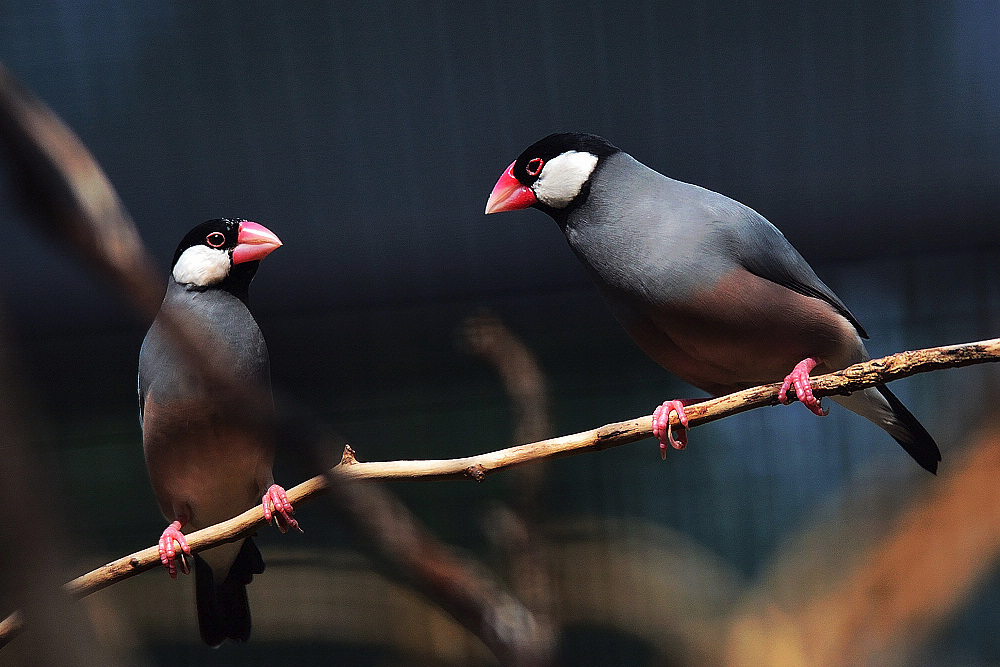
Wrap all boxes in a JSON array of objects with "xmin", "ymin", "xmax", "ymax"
[{"xmin": 1, "ymin": 1, "xmax": 999, "ymax": 664}]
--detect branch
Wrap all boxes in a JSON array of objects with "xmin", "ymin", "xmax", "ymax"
[
  {"xmin": 461, "ymin": 310, "xmax": 553, "ymax": 445},
  {"xmin": 0, "ymin": 316, "xmax": 118, "ymax": 664},
  {"xmin": 0, "ymin": 62, "xmax": 162, "ymax": 317},
  {"xmin": 461, "ymin": 311, "xmax": 559, "ymax": 658},
  {"xmin": 0, "ymin": 335, "xmax": 996, "ymax": 647},
  {"xmin": 333, "ymin": 336, "xmax": 1000, "ymax": 480}
]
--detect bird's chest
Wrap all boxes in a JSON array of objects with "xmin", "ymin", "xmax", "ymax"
[
  {"xmin": 564, "ymin": 217, "xmax": 702, "ymax": 314},
  {"xmin": 142, "ymin": 396, "xmax": 274, "ymax": 527}
]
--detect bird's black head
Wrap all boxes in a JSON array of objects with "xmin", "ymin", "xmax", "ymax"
[
  {"xmin": 170, "ymin": 218, "xmax": 282, "ymax": 296},
  {"xmin": 511, "ymin": 133, "xmax": 619, "ymax": 188},
  {"xmin": 171, "ymin": 218, "xmax": 241, "ymax": 268},
  {"xmin": 485, "ymin": 133, "xmax": 620, "ymax": 217}
]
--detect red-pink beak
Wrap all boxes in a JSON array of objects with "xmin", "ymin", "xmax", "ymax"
[
  {"xmin": 233, "ymin": 221, "xmax": 282, "ymax": 264},
  {"xmin": 485, "ymin": 161, "xmax": 537, "ymax": 214}
]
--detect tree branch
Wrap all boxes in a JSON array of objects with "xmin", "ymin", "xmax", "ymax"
[
  {"xmin": 0, "ymin": 335, "xmax": 996, "ymax": 647},
  {"xmin": 461, "ymin": 311, "xmax": 559, "ymax": 659},
  {"xmin": 332, "ymin": 336, "xmax": 999, "ymax": 480}
]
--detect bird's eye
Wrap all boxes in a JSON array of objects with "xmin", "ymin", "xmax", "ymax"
[
  {"xmin": 205, "ymin": 232, "xmax": 226, "ymax": 248},
  {"xmin": 526, "ymin": 157, "xmax": 544, "ymax": 176}
]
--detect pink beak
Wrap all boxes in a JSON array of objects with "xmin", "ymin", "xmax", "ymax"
[
  {"xmin": 485, "ymin": 161, "xmax": 538, "ymax": 214},
  {"xmin": 233, "ymin": 221, "xmax": 282, "ymax": 264}
]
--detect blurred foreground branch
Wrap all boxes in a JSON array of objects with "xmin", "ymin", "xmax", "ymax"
[
  {"xmin": 728, "ymin": 417, "xmax": 1000, "ymax": 665},
  {"xmin": 461, "ymin": 311, "xmax": 558, "ymax": 655},
  {"xmin": 2, "ymin": 335, "xmax": 999, "ymax": 648}
]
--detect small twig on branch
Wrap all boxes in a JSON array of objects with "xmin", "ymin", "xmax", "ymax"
[{"xmin": 0, "ymin": 336, "xmax": 997, "ymax": 647}]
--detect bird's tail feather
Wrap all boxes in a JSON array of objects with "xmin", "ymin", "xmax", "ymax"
[
  {"xmin": 873, "ymin": 384, "xmax": 941, "ymax": 474},
  {"xmin": 194, "ymin": 538, "xmax": 266, "ymax": 647},
  {"xmin": 830, "ymin": 385, "xmax": 941, "ymax": 474}
]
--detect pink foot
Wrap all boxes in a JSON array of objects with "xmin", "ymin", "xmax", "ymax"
[
  {"xmin": 263, "ymin": 484, "xmax": 302, "ymax": 534},
  {"xmin": 778, "ymin": 357, "xmax": 828, "ymax": 417},
  {"xmin": 158, "ymin": 519, "xmax": 191, "ymax": 580},
  {"xmin": 652, "ymin": 400, "xmax": 691, "ymax": 458}
]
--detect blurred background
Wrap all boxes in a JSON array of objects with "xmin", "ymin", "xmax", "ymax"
[{"xmin": 1, "ymin": 1, "xmax": 999, "ymax": 664}]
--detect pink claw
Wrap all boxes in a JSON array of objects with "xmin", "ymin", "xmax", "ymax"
[
  {"xmin": 158, "ymin": 519, "xmax": 191, "ymax": 580},
  {"xmin": 263, "ymin": 484, "xmax": 301, "ymax": 534},
  {"xmin": 778, "ymin": 357, "xmax": 828, "ymax": 417},
  {"xmin": 652, "ymin": 399, "xmax": 690, "ymax": 457}
]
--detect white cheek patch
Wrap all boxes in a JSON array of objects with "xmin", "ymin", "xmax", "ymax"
[
  {"xmin": 532, "ymin": 150, "xmax": 599, "ymax": 208},
  {"xmin": 172, "ymin": 245, "xmax": 231, "ymax": 287}
]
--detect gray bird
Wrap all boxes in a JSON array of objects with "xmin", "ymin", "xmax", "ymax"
[
  {"xmin": 139, "ymin": 218, "xmax": 299, "ymax": 646},
  {"xmin": 486, "ymin": 133, "xmax": 940, "ymax": 473}
]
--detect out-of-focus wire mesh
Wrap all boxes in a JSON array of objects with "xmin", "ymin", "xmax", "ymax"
[{"xmin": 1, "ymin": 1, "xmax": 999, "ymax": 664}]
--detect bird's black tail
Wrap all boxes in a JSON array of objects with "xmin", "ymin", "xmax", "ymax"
[
  {"xmin": 875, "ymin": 384, "xmax": 942, "ymax": 475},
  {"xmin": 194, "ymin": 538, "xmax": 266, "ymax": 647}
]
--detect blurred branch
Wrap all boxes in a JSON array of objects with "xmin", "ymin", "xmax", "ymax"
[
  {"xmin": 0, "ymin": 63, "xmax": 162, "ymax": 316},
  {"xmin": 312, "ymin": 444, "xmax": 551, "ymax": 666},
  {"xmin": 461, "ymin": 310, "xmax": 553, "ymax": 446},
  {"xmin": 730, "ymin": 419, "xmax": 1000, "ymax": 666},
  {"xmin": 461, "ymin": 311, "xmax": 558, "ymax": 659},
  {"xmin": 2, "ymin": 335, "xmax": 998, "ymax": 648},
  {"xmin": 0, "ymin": 315, "xmax": 121, "ymax": 664},
  {"xmin": 462, "ymin": 310, "xmax": 550, "ymax": 509},
  {"xmin": 819, "ymin": 423, "xmax": 1000, "ymax": 663}
]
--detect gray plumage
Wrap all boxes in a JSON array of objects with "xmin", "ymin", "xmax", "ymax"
[
  {"xmin": 139, "ymin": 219, "xmax": 284, "ymax": 645},
  {"xmin": 139, "ymin": 279, "xmax": 277, "ymax": 535},
  {"xmin": 488, "ymin": 133, "xmax": 940, "ymax": 472}
]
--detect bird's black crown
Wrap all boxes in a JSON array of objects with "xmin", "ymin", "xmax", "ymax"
[
  {"xmin": 512, "ymin": 133, "xmax": 620, "ymax": 186},
  {"xmin": 171, "ymin": 218, "xmax": 246, "ymax": 268}
]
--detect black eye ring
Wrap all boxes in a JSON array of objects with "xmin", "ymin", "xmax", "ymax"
[
  {"xmin": 206, "ymin": 232, "xmax": 226, "ymax": 248},
  {"xmin": 526, "ymin": 157, "xmax": 544, "ymax": 176}
]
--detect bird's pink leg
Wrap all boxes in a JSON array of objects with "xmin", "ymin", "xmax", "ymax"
[
  {"xmin": 652, "ymin": 399, "xmax": 700, "ymax": 458},
  {"xmin": 263, "ymin": 484, "xmax": 302, "ymax": 534},
  {"xmin": 158, "ymin": 517, "xmax": 191, "ymax": 580},
  {"xmin": 778, "ymin": 357, "xmax": 829, "ymax": 417}
]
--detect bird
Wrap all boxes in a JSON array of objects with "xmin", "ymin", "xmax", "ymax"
[
  {"xmin": 485, "ymin": 133, "xmax": 941, "ymax": 473},
  {"xmin": 139, "ymin": 218, "xmax": 300, "ymax": 646}
]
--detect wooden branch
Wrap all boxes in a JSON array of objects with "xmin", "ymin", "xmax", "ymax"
[
  {"xmin": 334, "ymin": 335, "xmax": 1000, "ymax": 480},
  {"xmin": 303, "ymin": 444, "xmax": 552, "ymax": 666},
  {"xmin": 461, "ymin": 310, "xmax": 559, "ymax": 658},
  {"xmin": 0, "ymin": 335, "xmax": 996, "ymax": 647}
]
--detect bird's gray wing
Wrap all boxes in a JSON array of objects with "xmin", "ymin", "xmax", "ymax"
[
  {"xmin": 722, "ymin": 209, "xmax": 868, "ymax": 339},
  {"xmin": 137, "ymin": 316, "xmax": 177, "ymax": 427},
  {"xmin": 138, "ymin": 323, "xmax": 156, "ymax": 426}
]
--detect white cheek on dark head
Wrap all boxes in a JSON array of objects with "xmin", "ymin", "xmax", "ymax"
[
  {"xmin": 172, "ymin": 245, "xmax": 231, "ymax": 287},
  {"xmin": 532, "ymin": 150, "xmax": 599, "ymax": 208}
]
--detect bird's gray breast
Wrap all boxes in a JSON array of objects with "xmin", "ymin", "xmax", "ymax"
[
  {"xmin": 562, "ymin": 153, "xmax": 738, "ymax": 313},
  {"xmin": 139, "ymin": 284, "xmax": 271, "ymax": 419}
]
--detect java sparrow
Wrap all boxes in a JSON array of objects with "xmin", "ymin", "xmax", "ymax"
[
  {"xmin": 486, "ymin": 133, "xmax": 940, "ymax": 473},
  {"xmin": 139, "ymin": 219, "xmax": 299, "ymax": 645}
]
